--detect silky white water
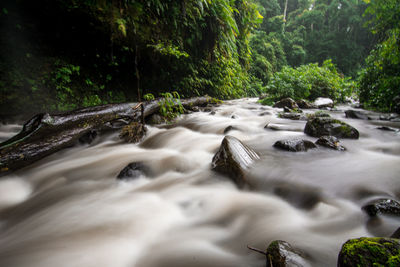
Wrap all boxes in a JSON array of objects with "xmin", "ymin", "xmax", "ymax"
[{"xmin": 0, "ymin": 98, "xmax": 399, "ymax": 266}]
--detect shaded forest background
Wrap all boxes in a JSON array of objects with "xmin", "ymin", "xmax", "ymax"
[{"xmin": 0, "ymin": 0, "xmax": 399, "ymax": 117}]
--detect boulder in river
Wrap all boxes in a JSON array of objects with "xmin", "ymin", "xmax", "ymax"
[
  {"xmin": 362, "ymin": 198, "xmax": 400, "ymax": 217},
  {"xmin": 296, "ymin": 99, "xmax": 317, "ymax": 109},
  {"xmin": 266, "ymin": 240, "xmax": 310, "ymax": 267},
  {"xmin": 273, "ymin": 98, "xmax": 299, "ymax": 109},
  {"xmin": 273, "ymin": 138, "xmax": 317, "ymax": 152},
  {"xmin": 313, "ymin": 97, "xmax": 334, "ymax": 109},
  {"xmin": 304, "ymin": 117, "xmax": 359, "ymax": 139},
  {"xmin": 211, "ymin": 135, "xmax": 260, "ymax": 188},
  {"xmin": 315, "ymin": 136, "xmax": 346, "ymax": 151},
  {"xmin": 345, "ymin": 110, "xmax": 369, "ymax": 120},
  {"xmin": 117, "ymin": 162, "xmax": 150, "ymax": 180},
  {"xmin": 338, "ymin": 237, "xmax": 400, "ymax": 267},
  {"xmin": 278, "ymin": 113, "xmax": 302, "ymax": 120}
]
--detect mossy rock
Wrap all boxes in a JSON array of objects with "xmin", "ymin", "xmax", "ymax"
[
  {"xmin": 119, "ymin": 122, "xmax": 147, "ymax": 143},
  {"xmin": 315, "ymin": 136, "xmax": 346, "ymax": 151},
  {"xmin": 304, "ymin": 117, "xmax": 359, "ymax": 139},
  {"xmin": 338, "ymin": 237, "xmax": 400, "ymax": 267},
  {"xmin": 274, "ymin": 98, "xmax": 299, "ymax": 109}
]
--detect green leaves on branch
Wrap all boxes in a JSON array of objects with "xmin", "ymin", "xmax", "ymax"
[{"xmin": 158, "ymin": 91, "xmax": 184, "ymax": 120}]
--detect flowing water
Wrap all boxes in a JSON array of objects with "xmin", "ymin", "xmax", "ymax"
[{"xmin": 0, "ymin": 98, "xmax": 400, "ymax": 267}]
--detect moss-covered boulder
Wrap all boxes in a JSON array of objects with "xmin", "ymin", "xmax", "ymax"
[
  {"xmin": 273, "ymin": 138, "xmax": 317, "ymax": 152},
  {"xmin": 304, "ymin": 117, "xmax": 359, "ymax": 139},
  {"xmin": 266, "ymin": 240, "xmax": 309, "ymax": 267},
  {"xmin": 211, "ymin": 135, "xmax": 260, "ymax": 188},
  {"xmin": 338, "ymin": 237, "xmax": 400, "ymax": 267},
  {"xmin": 362, "ymin": 198, "xmax": 400, "ymax": 217},
  {"xmin": 296, "ymin": 99, "xmax": 317, "ymax": 109},
  {"xmin": 274, "ymin": 98, "xmax": 299, "ymax": 109},
  {"xmin": 119, "ymin": 122, "xmax": 147, "ymax": 143}
]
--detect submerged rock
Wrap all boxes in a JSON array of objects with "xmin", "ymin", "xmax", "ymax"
[
  {"xmin": 274, "ymin": 183, "xmax": 321, "ymax": 209},
  {"xmin": 265, "ymin": 123, "xmax": 303, "ymax": 132},
  {"xmin": 266, "ymin": 240, "xmax": 309, "ymax": 267},
  {"xmin": 223, "ymin": 125, "xmax": 238, "ymax": 134},
  {"xmin": 274, "ymin": 98, "xmax": 299, "ymax": 109},
  {"xmin": 376, "ymin": 126, "xmax": 399, "ymax": 132},
  {"xmin": 338, "ymin": 237, "xmax": 400, "ymax": 267},
  {"xmin": 315, "ymin": 136, "xmax": 346, "ymax": 151},
  {"xmin": 119, "ymin": 122, "xmax": 147, "ymax": 143},
  {"xmin": 304, "ymin": 117, "xmax": 359, "ymax": 139},
  {"xmin": 296, "ymin": 99, "xmax": 317, "ymax": 109},
  {"xmin": 211, "ymin": 135, "xmax": 260, "ymax": 188},
  {"xmin": 362, "ymin": 198, "xmax": 400, "ymax": 217},
  {"xmin": 273, "ymin": 138, "xmax": 317, "ymax": 152},
  {"xmin": 117, "ymin": 162, "xmax": 149, "ymax": 180},
  {"xmin": 313, "ymin": 97, "xmax": 334, "ymax": 109},
  {"xmin": 345, "ymin": 110, "xmax": 369, "ymax": 120},
  {"xmin": 279, "ymin": 113, "xmax": 301, "ymax": 120}
]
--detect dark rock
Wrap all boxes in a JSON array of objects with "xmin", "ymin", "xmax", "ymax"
[
  {"xmin": 223, "ymin": 125, "xmax": 238, "ymax": 134},
  {"xmin": 266, "ymin": 240, "xmax": 309, "ymax": 267},
  {"xmin": 345, "ymin": 110, "xmax": 369, "ymax": 120},
  {"xmin": 362, "ymin": 198, "xmax": 400, "ymax": 217},
  {"xmin": 283, "ymin": 106, "xmax": 292, "ymax": 113},
  {"xmin": 274, "ymin": 183, "xmax": 321, "ymax": 209},
  {"xmin": 296, "ymin": 99, "xmax": 317, "ymax": 109},
  {"xmin": 338, "ymin": 237, "xmax": 400, "ymax": 267},
  {"xmin": 117, "ymin": 162, "xmax": 149, "ymax": 180},
  {"xmin": 273, "ymin": 138, "xmax": 317, "ymax": 152},
  {"xmin": 265, "ymin": 123, "xmax": 303, "ymax": 132},
  {"xmin": 377, "ymin": 126, "xmax": 399, "ymax": 132},
  {"xmin": 313, "ymin": 97, "xmax": 334, "ymax": 108},
  {"xmin": 283, "ymin": 107, "xmax": 303, "ymax": 113},
  {"xmin": 304, "ymin": 117, "xmax": 359, "ymax": 139},
  {"xmin": 391, "ymin": 227, "xmax": 400, "ymax": 238},
  {"xmin": 279, "ymin": 113, "xmax": 301, "ymax": 120},
  {"xmin": 119, "ymin": 122, "xmax": 147, "ymax": 143},
  {"xmin": 259, "ymin": 111, "xmax": 272, "ymax": 116},
  {"xmin": 210, "ymin": 111, "xmax": 216, "ymax": 115},
  {"xmin": 79, "ymin": 130, "xmax": 97, "ymax": 144},
  {"xmin": 231, "ymin": 115, "xmax": 237, "ymax": 119},
  {"xmin": 315, "ymin": 136, "xmax": 346, "ymax": 151},
  {"xmin": 274, "ymin": 98, "xmax": 299, "ymax": 109},
  {"xmin": 211, "ymin": 135, "xmax": 260, "ymax": 188}
]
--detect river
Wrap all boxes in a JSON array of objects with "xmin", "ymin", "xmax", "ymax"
[{"xmin": 0, "ymin": 98, "xmax": 399, "ymax": 266}]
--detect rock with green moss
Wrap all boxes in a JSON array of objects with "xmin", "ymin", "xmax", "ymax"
[
  {"xmin": 296, "ymin": 99, "xmax": 317, "ymax": 109},
  {"xmin": 211, "ymin": 135, "xmax": 260, "ymax": 188},
  {"xmin": 338, "ymin": 237, "xmax": 400, "ymax": 267},
  {"xmin": 274, "ymin": 98, "xmax": 299, "ymax": 109},
  {"xmin": 119, "ymin": 122, "xmax": 147, "ymax": 143},
  {"xmin": 266, "ymin": 240, "xmax": 310, "ymax": 267},
  {"xmin": 304, "ymin": 117, "xmax": 359, "ymax": 139}
]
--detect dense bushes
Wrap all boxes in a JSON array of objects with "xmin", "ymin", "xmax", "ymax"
[{"xmin": 260, "ymin": 60, "xmax": 355, "ymax": 104}]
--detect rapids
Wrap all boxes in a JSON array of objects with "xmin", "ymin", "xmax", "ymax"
[{"xmin": 0, "ymin": 98, "xmax": 399, "ymax": 266}]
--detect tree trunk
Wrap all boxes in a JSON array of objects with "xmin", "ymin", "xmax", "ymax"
[{"xmin": 0, "ymin": 96, "xmax": 213, "ymax": 177}]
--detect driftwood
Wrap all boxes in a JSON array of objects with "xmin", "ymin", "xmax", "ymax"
[{"xmin": 0, "ymin": 96, "xmax": 213, "ymax": 176}]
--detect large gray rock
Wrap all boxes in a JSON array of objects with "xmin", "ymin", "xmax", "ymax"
[
  {"xmin": 338, "ymin": 237, "xmax": 400, "ymax": 267},
  {"xmin": 362, "ymin": 198, "xmax": 400, "ymax": 217},
  {"xmin": 211, "ymin": 136, "xmax": 260, "ymax": 188},
  {"xmin": 304, "ymin": 117, "xmax": 359, "ymax": 139},
  {"xmin": 274, "ymin": 98, "xmax": 299, "ymax": 109},
  {"xmin": 266, "ymin": 240, "xmax": 309, "ymax": 267},
  {"xmin": 313, "ymin": 97, "xmax": 334, "ymax": 109},
  {"xmin": 273, "ymin": 138, "xmax": 317, "ymax": 152}
]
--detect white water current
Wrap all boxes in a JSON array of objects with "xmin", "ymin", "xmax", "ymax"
[{"xmin": 0, "ymin": 98, "xmax": 399, "ymax": 266}]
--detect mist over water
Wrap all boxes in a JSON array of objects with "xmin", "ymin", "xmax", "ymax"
[{"xmin": 0, "ymin": 99, "xmax": 399, "ymax": 267}]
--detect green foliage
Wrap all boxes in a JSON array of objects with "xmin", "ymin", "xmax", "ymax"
[
  {"xmin": 143, "ymin": 93, "xmax": 155, "ymax": 101},
  {"xmin": 158, "ymin": 91, "xmax": 185, "ymax": 120},
  {"xmin": 265, "ymin": 59, "xmax": 354, "ymax": 102}
]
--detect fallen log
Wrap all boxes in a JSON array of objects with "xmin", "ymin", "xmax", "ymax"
[{"xmin": 0, "ymin": 96, "xmax": 213, "ymax": 176}]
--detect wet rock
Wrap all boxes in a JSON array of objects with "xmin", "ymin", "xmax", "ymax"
[
  {"xmin": 304, "ymin": 117, "xmax": 359, "ymax": 139},
  {"xmin": 79, "ymin": 130, "xmax": 97, "ymax": 144},
  {"xmin": 266, "ymin": 240, "xmax": 309, "ymax": 267},
  {"xmin": 265, "ymin": 123, "xmax": 303, "ymax": 132},
  {"xmin": 211, "ymin": 135, "xmax": 260, "ymax": 188},
  {"xmin": 313, "ymin": 97, "xmax": 334, "ymax": 109},
  {"xmin": 345, "ymin": 110, "xmax": 369, "ymax": 120},
  {"xmin": 296, "ymin": 99, "xmax": 317, "ymax": 109},
  {"xmin": 223, "ymin": 125, "xmax": 238, "ymax": 134},
  {"xmin": 119, "ymin": 122, "xmax": 147, "ymax": 143},
  {"xmin": 273, "ymin": 138, "xmax": 317, "ymax": 152},
  {"xmin": 259, "ymin": 111, "xmax": 272, "ymax": 116},
  {"xmin": 377, "ymin": 126, "xmax": 399, "ymax": 132},
  {"xmin": 231, "ymin": 115, "xmax": 237, "ymax": 119},
  {"xmin": 338, "ymin": 237, "xmax": 400, "ymax": 267},
  {"xmin": 391, "ymin": 227, "xmax": 400, "ymax": 238},
  {"xmin": 315, "ymin": 136, "xmax": 346, "ymax": 151},
  {"xmin": 362, "ymin": 198, "xmax": 400, "ymax": 217},
  {"xmin": 210, "ymin": 111, "xmax": 216, "ymax": 115},
  {"xmin": 117, "ymin": 162, "xmax": 149, "ymax": 180},
  {"xmin": 273, "ymin": 98, "xmax": 299, "ymax": 109},
  {"xmin": 279, "ymin": 113, "xmax": 301, "ymax": 120},
  {"xmin": 380, "ymin": 113, "xmax": 399, "ymax": 121}
]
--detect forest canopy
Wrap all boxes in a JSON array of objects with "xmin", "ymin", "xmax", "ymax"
[{"xmin": 0, "ymin": 0, "xmax": 398, "ymax": 116}]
